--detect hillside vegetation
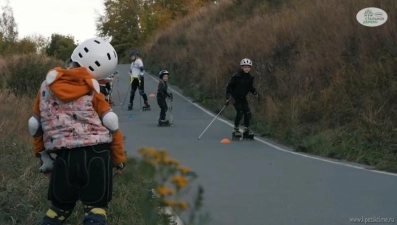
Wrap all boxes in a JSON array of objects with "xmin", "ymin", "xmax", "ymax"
[{"xmin": 144, "ymin": 0, "xmax": 397, "ymax": 171}]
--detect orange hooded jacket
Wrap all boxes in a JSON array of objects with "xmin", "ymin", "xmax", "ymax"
[{"xmin": 32, "ymin": 67, "xmax": 126, "ymax": 165}]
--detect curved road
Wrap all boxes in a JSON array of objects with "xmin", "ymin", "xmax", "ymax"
[{"xmin": 113, "ymin": 64, "xmax": 397, "ymax": 225}]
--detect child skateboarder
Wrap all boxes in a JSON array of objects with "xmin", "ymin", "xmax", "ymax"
[
  {"xmin": 157, "ymin": 70, "xmax": 173, "ymax": 126},
  {"xmin": 225, "ymin": 58, "xmax": 259, "ymax": 139}
]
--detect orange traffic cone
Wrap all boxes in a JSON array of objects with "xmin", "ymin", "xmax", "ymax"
[{"xmin": 220, "ymin": 138, "xmax": 231, "ymax": 144}]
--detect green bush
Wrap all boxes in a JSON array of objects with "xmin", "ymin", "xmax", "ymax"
[{"xmin": 3, "ymin": 54, "xmax": 63, "ymax": 97}]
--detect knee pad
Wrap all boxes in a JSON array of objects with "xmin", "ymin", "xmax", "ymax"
[
  {"xmin": 28, "ymin": 115, "xmax": 43, "ymax": 137},
  {"xmin": 83, "ymin": 206, "xmax": 107, "ymax": 224},
  {"xmin": 43, "ymin": 205, "xmax": 72, "ymax": 223},
  {"xmin": 102, "ymin": 111, "xmax": 119, "ymax": 133},
  {"xmin": 139, "ymin": 90, "xmax": 145, "ymax": 96}
]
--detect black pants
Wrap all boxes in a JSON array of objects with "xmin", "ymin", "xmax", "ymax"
[
  {"xmin": 157, "ymin": 97, "xmax": 167, "ymax": 120},
  {"xmin": 47, "ymin": 144, "xmax": 113, "ymax": 211},
  {"xmin": 233, "ymin": 96, "xmax": 251, "ymax": 127},
  {"xmin": 129, "ymin": 77, "xmax": 148, "ymax": 104}
]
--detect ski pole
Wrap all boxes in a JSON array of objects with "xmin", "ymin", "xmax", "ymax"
[
  {"xmin": 197, "ymin": 104, "xmax": 228, "ymax": 140},
  {"xmin": 116, "ymin": 71, "xmax": 121, "ymax": 105},
  {"xmin": 117, "ymin": 88, "xmax": 121, "ymax": 105},
  {"xmin": 121, "ymin": 83, "xmax": 131, "ymax": 110},
  {"xmin": 122, "ymin": 75, "xmax": 134, "ymax": 110},
  {"xmin": 139, "ymin": 92, "xmax": 142, "ymax": 111},
  {"xmin": 168, "ymin": 95, "xmax": 173, "ymax": 124}
]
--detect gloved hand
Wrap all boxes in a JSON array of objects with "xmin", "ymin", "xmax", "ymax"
[
  {"xmin": 168, "ymin": 92, "xmax": 173, "ymax": 101},
  {"xmin": 226, "ymin": 98, "xmax": 231, "ymax": 106},
  {"xmin": 225, "ymin": 93, "xmax": 231, "ymax": 106},
  {"xmin": 115, "ymin": 162, "xmax": 125, "ymax": 175},
  {"xmin": 38, "ymin": 149, "xmax": 55, "ymax": 174}
]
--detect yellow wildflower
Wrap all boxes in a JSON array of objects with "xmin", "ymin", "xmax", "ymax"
[
  {"xmin": 138, "ymin": 148, "xmax": 147, "ymax": 155},
  {"xmin": 158, "ymin": 156, "xmax": 179, "ymax": 166},
  {"xmin": 155, "ymin": 185, "xmax": 174, "ymax": 197},
  {"xmin": 163, "ymin": 199, "xmax": 177, "ymax": 207},
  {"xmin": 167, "ymin": 157, "xmax": 180, "ymax": 166},
  {"xmin": 157, "ymin": 150, "xmax": 168, "ymax": 163},
  {"xmin": 138, "ymin": 147, "xmax": 157, "ymax": 158},
  {"xmin": 170, "ymin": 158, "xmax": 179, "ymax": 166},
  {"xmin": 170, "ymin": 175, "xmax": 188, "ymax": 188},
  {"xmin": 144, "ymin": 148, "xmax": 158, "ymax": 158},
  {"xmin": 157, "ymin": 149, "xmax": 168, "ymax": 157},
  {"xmin": 177, "ymin": 201, "xmax": 188, "ymax": 210},
  {"xmin": 178, "ymin": 166, "xmax": 191, "ymax": 174},
  {"xmin": 143, "ymin": 158, "xmax": 155, "ymax": 166},
  {"xmin": 153, "ymin": 154, "xmax": 163, "ymax": 163}
]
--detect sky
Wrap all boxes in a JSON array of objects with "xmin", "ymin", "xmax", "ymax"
[{"xmin": 0, "ymin": 0, "xmax": 105, "ymax": 42}]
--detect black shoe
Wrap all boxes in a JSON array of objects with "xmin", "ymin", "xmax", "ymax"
[
  {"xmin": 243, "ymin": 127, "xmax": 254, "ymax": 139},
  {"xmin": 158, "ymin": 120, "xmax": 170, "ymax": 126},
  {"xmin": 142, "ymin": 101, "xmax": 151, "ymax": 111}
]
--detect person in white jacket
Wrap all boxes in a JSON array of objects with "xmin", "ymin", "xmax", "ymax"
[{"xmin": 128, "ymin": 50, "xmax": 150, "ymax": 111}]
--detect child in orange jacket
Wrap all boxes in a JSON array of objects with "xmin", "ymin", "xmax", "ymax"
[
  {"xmin": 28, "ymin": 37, "xmax": 126, "ymax": 225},
  {"xmin": 99, "ymin": 72, "xmax": 116, "ymax": 106}
]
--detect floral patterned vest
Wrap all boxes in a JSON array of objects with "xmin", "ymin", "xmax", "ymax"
[{"xmin": 38, "ymin": 81, "xmax": 112, "ymax": 150}]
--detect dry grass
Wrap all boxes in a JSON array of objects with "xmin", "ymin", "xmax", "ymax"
[
  {"xmin": 0, "ymin": 88, "xmax": 43, "ymax": 224},
  {"xmin": 144, "ymin": 0, "xmax": 397, "ymax": 171}
]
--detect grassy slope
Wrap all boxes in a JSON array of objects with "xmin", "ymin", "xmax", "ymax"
[{"xmin": 143, "ymin": 0, "xmax": 397, "ymax": 172}]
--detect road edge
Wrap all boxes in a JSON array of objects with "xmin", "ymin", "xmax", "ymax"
[{"xmin": 146, "ymin": 73, "xmax": 397, "ymax": 178}]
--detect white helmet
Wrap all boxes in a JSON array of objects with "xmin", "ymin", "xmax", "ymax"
[
  {"xmin": 71, "ymin": 37, "xmax": 118, "ymax": 80},
  {"xmin": 158, "ymin": 70, "xmax": 169, "ymax": 79},
  {"xmin": 240, "ymin": 58, "xmax": 252, "ymax": 66}
]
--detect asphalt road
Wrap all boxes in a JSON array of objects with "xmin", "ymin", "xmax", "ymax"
[{"xmin": 112, "ymin": 64, "xmax": 397, "ymax": 225}]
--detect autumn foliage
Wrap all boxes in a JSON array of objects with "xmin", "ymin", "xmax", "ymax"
[{"xmin": 96, "ymin": 0, "xmax": 213, "ymax": 61}]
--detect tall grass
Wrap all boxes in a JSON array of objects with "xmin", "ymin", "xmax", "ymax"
[{"xmin": 144, "ymin": 0, "xmax": 397, "ymax": 171}]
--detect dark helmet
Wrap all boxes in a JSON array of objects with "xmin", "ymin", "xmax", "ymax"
[
  {"xmin": 159, "ymin": 70, "xmax": 169, "ymax": 79},
  {"xmin": 130, "ymin": 50, "xmax": 138, "ymax": 56}
]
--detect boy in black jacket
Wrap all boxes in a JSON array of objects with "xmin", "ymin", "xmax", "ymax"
[
  {"xmin": 225, "ymin": 58, "xmax": 258, "ymax": 138},
  {"xmin": 157, "ymin": 70, "xmax": 173, "ymax": 126}
]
